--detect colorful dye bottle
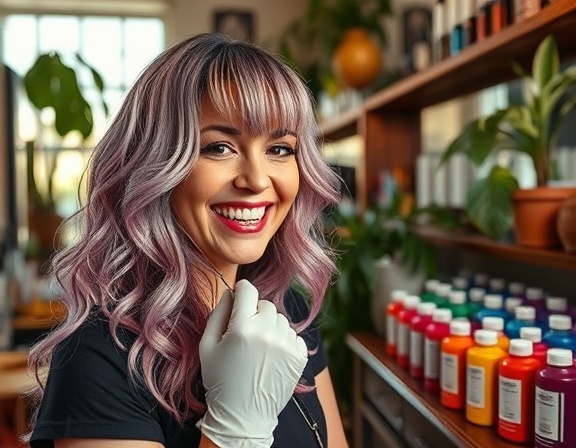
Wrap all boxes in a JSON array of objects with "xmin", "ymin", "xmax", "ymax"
[
  {"xmin": 397, "ymin": 295, "xmax": 422, "ymax": 369},
  {"xmin": 488, "ymin": 277, "xmax": 506, "ymax": 295},
  {"xmin": 520, "ymin": 326, "xmax": 548, "ymax": 367},
  {"xmin": 523, "ymin": 286, "xmax": 547, "ymax": 326},
  {"xmin": 473, "ymin": 294, "xmax": 509, "ymax": 325},
  {"xmin": 505, "ymin": 297, "xmax": 524, "ymax": 321},
  {"xmin": 446, "ymin": 290, "xmax": 470, "ymax": 319},
  {"xmin": 482, "ymin": 316, "xmax": 510, "ymax": 351},
  {"xmin": 421, "ymin": 279, "xmax": 440, "ymax": 304},
  {"xmin": 424, "ymin": 308, "xmax": 453, "ymax": 394},
  {"xmin": 543, "ymin": 315, "xmax": 576, "ymax": 353},
  {"xmin": 505, "ymin": 305, "xmax": 536, "ymax": 339},
  {"xmin": 466, "ymin": 329, "xmax": 507, "ymax": 426},
  {"xmin": 410, "ymin": 302, "xmax": 437, "ymax": 379},
  {"xmin": 535, "ymin": 348, "xmax": 576, "ymax": 447},
  {"xmin": 508, "ymin": 281, "xmax": 526, "ymax": 299},
  {"xmin": 498, "ymin": 339, "xmax": 540, "ymax": 444},
  {"xmin": 385, "ymin": 289, "xmax": 408, "ymax": 357},
  {"xmin": 441, "ymin": 320, "xmax": 475, "ymax": 410}
]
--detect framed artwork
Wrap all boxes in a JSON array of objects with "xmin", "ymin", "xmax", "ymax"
[{"xmin": 213, "ymin": 10, "xmax": 254, "ymax": 42}]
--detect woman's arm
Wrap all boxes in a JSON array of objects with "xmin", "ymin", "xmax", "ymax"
[{"xmin": 316, "ymin": 367, "xmax": 350, "ymax": 448}]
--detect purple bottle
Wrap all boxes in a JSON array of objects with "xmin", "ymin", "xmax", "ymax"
[
  {"xmin": 535, "ymin": 348, "xmax": 576, "ymax": 447},
  {"xmin": 523, "ymin": 287, "xmax": 547, "ymax": 326}
]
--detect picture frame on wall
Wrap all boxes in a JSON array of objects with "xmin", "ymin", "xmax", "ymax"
[{"xmin": 213, "ymin": 10, "xmax": 254, "ymax": 42}]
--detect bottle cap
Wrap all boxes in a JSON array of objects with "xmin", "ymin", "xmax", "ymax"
[
  {"xmin": 509, "ymin": 339, "xmax": 533, "ymax": 356},
  {"xmin": 484, "ymin": 294, "xmax": 503, "ymax": 309},
  {"xmin": 432, "ymin": 308, "xmax": 453, "ymax": 323},
  {"xmin": 482, "ymin": 316, "xmax": 504, "ymax": 331},
  {"xmin": 549, "ymin": 314, "xmax": 572, "ymax": 331},
  {"xmin": 468, "ymin": 287, "xmax": 486, "ymax": 303},
  {"xmin": 452, "ymin": 276, "xmax": 468, "ymax": 291},
  {"xmin": 391, "ymin": 289, "xmax": 408, "ymax": 303},
  {"xmin": 435, "ymin": 282, "xmax": 452, "ymax": 298},
  {"xmin": 515, "ymin": 306, "xmax": 536, "ymax": 321},
  {"xmin": 448, "ymin": 290, "xmax": 466, "ymax": 305},
  {"xmin": 404, "ymin": 295, "xmax": 422, "ymax": 310},
  {"xmin": 417, "ymin": 302, "xmax": 437, "ymax": 316},
  {"xmin": 505, "ymin": 297, "xmax": 523, "ymax": 314},
  {"xmin": 474, "ymin": 272, "xmax": 489, "ymax": 287},
  {"xmin": 450, "ymin": 320, "xmax": 471, "ymax": 336},
  {"xmin": 546, "ymin": 296, "xmax": 568, "ymax": 312},
  {"xmin": 547, "ymin": 348, "xmax": 574, "ymax": 367},
  {"xmin": 526, "ymin": 287, "xmax": 544, "ymax": 301},
  {"xmin": 424, "ymin": 279, "xmax": 439, "ymax": 292},
  {"xmin": 458, "ymin": 268, "xmax": 472, "ymax": 279},
  {"xmin": 475, "ymin": 329, "xmax": 498, "ymax": 346},
  {"xmin": 520, "ymin": 326, "xmax": 542, "ymax": 343},
  {"xmin": 489, "ymin": 277, "xmax": 506, "ymax": 293},
  {"xmin": 508, "ymin": 282, "xmax": 525, "ymax": 296}
]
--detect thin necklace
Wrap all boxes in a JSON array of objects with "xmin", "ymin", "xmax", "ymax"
[{"xmin": 292, "ymin": 395, "xmax": 324, "ymax": 448}]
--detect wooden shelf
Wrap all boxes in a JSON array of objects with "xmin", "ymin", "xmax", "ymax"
[
  {"xmin": 415, "ymin": 225, "xmax": 576, "ymax": 272},
  {"xmin": 347, "ymin": 332, "xmax": 522, "ymax": 448},
  {"xmin": 320, "ymin": 106, "xmax": 362, "ymax": 142}
]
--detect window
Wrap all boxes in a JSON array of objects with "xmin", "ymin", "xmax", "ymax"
[{"xmin": 2, "ymin": 14, "xmax": 165, "ymax": 226}]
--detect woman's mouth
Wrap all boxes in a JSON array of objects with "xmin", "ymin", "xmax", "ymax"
[{"xmin": 212, "ymin": 205, "xmax": 269, "ymax": 233}]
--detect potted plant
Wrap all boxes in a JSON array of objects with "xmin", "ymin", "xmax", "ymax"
[
  {"xmin": 439, "ymin": 35, "xmax": 576, "ymax": 247},
  {"xmin": 23, "ymin": 52, "xmax": 107, "ymax": 260},
  {"xmin": 277, "ymin": 0, "xmax": 393, "ymax": 99}
]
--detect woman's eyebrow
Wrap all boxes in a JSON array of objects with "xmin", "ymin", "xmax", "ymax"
[
  {"xmin": 270, "ymin": 129, "xmax": 297, "ymax": 139},
  {"xmin": 200, "ymin": 124, "xmax": 240, "ymax": 135}
]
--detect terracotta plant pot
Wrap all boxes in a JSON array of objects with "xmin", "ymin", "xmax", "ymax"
[
  {"xmin": 332, "ymin": 28, "xmax": 382, "ymax": 89},
  {"xmin": 512, "ymin": 187, "xmax": 576, "ymax": 248},
  {"xmin": 557, "ymin": 193, "xmax": 576, "ymax": 254}
]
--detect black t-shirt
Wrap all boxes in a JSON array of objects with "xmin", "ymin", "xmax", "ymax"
[{"xmin": 30, "ymin": 289, "xmax": 328, "ymax": 448}]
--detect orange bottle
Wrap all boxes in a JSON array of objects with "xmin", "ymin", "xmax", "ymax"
[
  {"xmin": 498, "ymin": 339, "xmax": 541, "ymax": 444},
  {"xmin": 441, "ymin": 320, "xmax": 475, "ymax": 410},
  {"xmin": 466, "ymin": 329, "xmax": 508, "ymax": 426},
  {"xmin": 385, "ymin": 289, "xmax": 408, "ymax": 357},
  {"xmin": 482, "ymin": 316, "xmax": 510, "ymax": 351}
]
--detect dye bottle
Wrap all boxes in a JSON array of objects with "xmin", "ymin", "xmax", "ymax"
[
  {"xmin": 523, "ymin": 286, "xmax": 547, "ymax": 326},
  {"xmin": 482, "ymin": 316, "xmax": 510, "ymax": 351},
  {"xmin": 505, "ymin": 305, "xmax": 536, "ymax": 339},
  {"xmin": 535, "ymin": 348, "xmax": 576, "ymax": 447},
  {"xmin": 451, "ymin": 276, "xmax": 469, "ymax": 292},
  {"xmin": 543, "ymin": 315, "xmax": 576, "ymax": 353},
  {"xmin": 385, "ymin": 289, "xmax": 408, "ymax": 357},
  {"xmin": 441, "ymin": 320, "xmax": 475, "ymax": 410},
  {"xmin": 396, "ymin": 295, "xmax": 422, "ymax": 369},
  {"xmin": 473, "ymin": 294, "xmax": 508, "ymax": 325},
  {"xmin": 421, "ymin": 279, "xmax": 440, "ymax": 303},
  {"xmin": 468, "ymin": 288, "xmax": 486, "ymax": 331},
  {"xmin": 520, "ymin": 326, "xmax": 548, "ymax": 366},
  {"xmin": 424, "ymin": 308, "xmax": 453, "ymax": 394},
  {"xmin": 508, "ymin": 281, "xmax": 526, "ymax": 299},
  {"xmin": 498, "ymin": 339, "xmax": 540, "ymax": 444},
  {"xmin": 466, "ymin": 329, "xmax": 507, "ymax": 426},
  {"xmin": 505, "ymin": 296, "xmax": 523, "ymax": 321},
  {"xmin": 410, "ymin": 302, "xmax": 437, "ymax": 379},
  {"xmin": 488, "ymin": 277, "xmax": 506, "ymax": 295},
  {"xmin": 446, "ymin": 290, "xmax": 470, "ymax": 319},
  {"xmin": 433, "ymin": 282, "xmax": 452, "ymax": 308}
]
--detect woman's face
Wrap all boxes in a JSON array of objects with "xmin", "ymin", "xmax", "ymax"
[{"xmin": 172, "ymin": 94, "xmax": 300, "ymax": 276}]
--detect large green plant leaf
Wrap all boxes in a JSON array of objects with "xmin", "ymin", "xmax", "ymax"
[
  {"xmin": 533, "ymin": 35, "xmax": 559, "ymax": 96},
  {"xmin": 465, "ymin": 166, "xmax": 519, "ymax": 239}
]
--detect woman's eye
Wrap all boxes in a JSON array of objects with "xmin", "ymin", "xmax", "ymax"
[
  {"xmin": 199, "ymin": 143, "xmax": 232, "ymax": 157},
  {"xmin": 268, "ymin": 145, "xmax": 295, "ymax": 157}
]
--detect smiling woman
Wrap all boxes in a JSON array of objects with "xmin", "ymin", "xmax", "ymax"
[{"xmin": 25, "ymin": 33, "xmax": 349, "ymax": 448}]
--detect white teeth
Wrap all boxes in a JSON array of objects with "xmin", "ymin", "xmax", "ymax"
[{"xmin": 214, "ymin": 206, "xmax": 266, "ymax": 221}]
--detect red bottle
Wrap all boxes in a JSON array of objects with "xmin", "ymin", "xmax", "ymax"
[
  {"xmin": 520, "ymin": 326, "xmax": 548, "ymax": 366},
  {"xmin": 424, "ymin": 308, "xmax": 453, "ymax": 393},
  {"xmin": 385, "ymin": 289, "xmax": 408, "ymax": 357},
  {"xmin": 410, "ymin": 302, "xmax": 437, "ymax": 379},
  {"xmin": 397, "ymin": 295, "xmax": 421, "ymax": 369},
  {"xmin": 498, "ymin": 339, "xmax": 541, "ymax": 444}
]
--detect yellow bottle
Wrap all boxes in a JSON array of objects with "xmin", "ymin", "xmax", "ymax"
[
  {"xmin": 482, "ymin": 316, "xmax": 510, "ymax": 351},
  {"xmin": 466, "ymin": 329, "xmax": 508, "ymax": 426}
]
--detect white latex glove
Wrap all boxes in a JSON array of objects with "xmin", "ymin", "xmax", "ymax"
[{"xmin": 198, "ymin": 279, "xmax": 308, "ymax": 448}]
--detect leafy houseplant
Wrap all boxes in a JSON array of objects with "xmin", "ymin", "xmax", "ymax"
[
  {"xmin": 23, "ymin": 52, "xmax": 107, "ymax": 257},
  {"xmin": 277, "ymin": 0, "xmax": 393, "ymax": 99},
  {"xmin": 440, "ymin": 35, "xmax": 576, "ymax": 242}
]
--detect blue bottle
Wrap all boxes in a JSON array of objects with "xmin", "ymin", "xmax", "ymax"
[
  {"xmin": 543, "ymin": 314, "xmax": 576, "ymax": 355},
  {"xmin": 472, "ymin": 294, "xmax": 509, "ymax": 325},
  {"xmin": 505, "ymin": 306, "xmax": 536, "ymax": 339},
  {"xmin": 505, "ymin": 297, "xmax": 524, "ymax": 321}
]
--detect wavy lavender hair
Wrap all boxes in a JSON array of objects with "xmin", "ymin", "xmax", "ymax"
[{"xmin": 28, "ymin": 33, "xmax": 340, "ymax": 424}]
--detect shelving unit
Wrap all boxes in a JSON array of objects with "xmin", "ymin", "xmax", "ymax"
[{"xmin": 321, "ymin": 1, "xmax": 576, "ymax": 446}]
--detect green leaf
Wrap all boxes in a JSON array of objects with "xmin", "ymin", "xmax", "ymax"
[
  {"xmin": 465, "ymin": 166, "xmax": 519, "ymax": 239},
  {"xmin": 533, "ymin": 35, "xmax": 559, "ymax": 96}
]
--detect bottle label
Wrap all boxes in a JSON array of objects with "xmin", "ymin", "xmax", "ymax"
[
  {"xmin": 535, "ymin": 386, "xmax": 563, "ymax": 442},
  {"xmin": 397, "ymin": 322, "xmax": 409, "ymax": 356},
  {"xmin": 499, "ymin": 375, "xmax": 522, "ymax": 424},
  {"xmin": 466, "ymin": 364, "xmax": 486, "ymax": 408},
  {"xmin": 410, "ymin": 331, "xmax": 423, "ymax": 367},
  {"xmin": 424, "ymin": 338, "xmax": 439, "ymax": 378},
  {"xmin": 441, "ymin": 352, "xmax": 458, "ymax": 394},
  {"xmin": 386, "ymin": 315, "xmax": 397, "ymax": 345}
]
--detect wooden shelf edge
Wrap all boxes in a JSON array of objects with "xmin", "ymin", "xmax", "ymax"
[
  {"xmin": 414, "ymin": 225, "xmax": 576, "ymax": 272},
  {"xmin": 365, "ymin": 0, "xmax": 576, "ymax": 112},
  {"xmin": 319, "ymin": 105, "xmax": 362, "ymax": 141},
  {"xmin": 347, "ymin": 332, "xmax": 521, "ymax": 448}
]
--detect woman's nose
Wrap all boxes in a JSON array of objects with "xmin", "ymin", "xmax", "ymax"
[{"xmin": 232, "ymin": 154, "xmax": 270, "ymax": 193}]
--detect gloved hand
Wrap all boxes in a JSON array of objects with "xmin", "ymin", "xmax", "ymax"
[{"xmin": 198, "ymin": 279, "xmax": 308, "ymax": 448}]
